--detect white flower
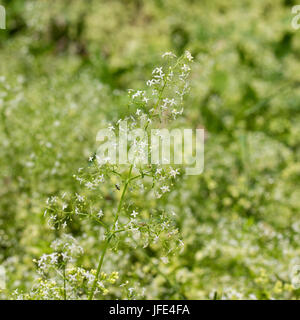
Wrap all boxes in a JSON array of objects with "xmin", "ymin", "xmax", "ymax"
[
  {"xmin": 182, "ymin": 64, "xmax": 191, "ymax": 72},
  {"xmin": 185, "ymin": 50, "xmax": 193, "ymax": 61},
  {"xmin": 75, "ymin": 193, "xmax": 84, "ymax": 202},
  {"xmin": 128, "ymin": 287, "xmax": 134, "ymax": 295},
  {"xmin": 97, "ymin": 209, "xmax": 104, "ymax": 218},
  {"xmin": 160, "ymin": 185, "xmax": 170, "ymax": 193},
  {"xmin": 131, "ymin": 210, "xmax": 139, "ymax": 218},
  {"xmin": 169, "ymin": 168, "xmax": 180, "ymax": 178},
  {"xmin": 85, "ymin": 181, "xmax": 95, "ymax": 190},
  {"xmin": 96, "ymin": 174, "xmax": 104, "ymax": 183},
  {"xmin": 132, "ymin": 90, "xmax": 143, "ymax": 99},
  {"xmin": 161, "ymin": 257, "xmax": 169, "ymax": 264},
  {"xmin": 155, "ymin": 168, "xmax": 162, "ymax": 175},
  {"xmin": 147, "ymin": 79, "xmax": 157, "ymax": 87},
  {"xmin": 169, "ymin": 98, "xmax": 176, "ymax": 106},
  {"xmin": 152, "ymin": 67, "xmax": 163, "ymax": 75},
  {"xmin": 50, "ymin": 253, "xmax": 58, "ymax": 264}
]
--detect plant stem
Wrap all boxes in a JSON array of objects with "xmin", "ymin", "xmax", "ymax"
[
  {"xmin": 88, "ymin": 164, "xmax": 133, "ymax": 300},
  {"xmin": 88, "ymin": 235, "xmax": 111, "ymax": 300},
  {"xmin": 63, "ymin": 265, "xmax": 67, "ymax": 300},
  {"xmin": 114, "ymin": 165, "xmax": 133, "ymax": 226}
]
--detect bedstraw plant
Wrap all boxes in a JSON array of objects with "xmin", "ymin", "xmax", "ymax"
[{"xmin": 30, "ymin": 51, "xmax": 194, "ymax": 300}]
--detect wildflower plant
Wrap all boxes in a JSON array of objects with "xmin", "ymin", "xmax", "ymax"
[{"xmin": 42, "ymin": 51, "xmax": 193, "ymax": 299}]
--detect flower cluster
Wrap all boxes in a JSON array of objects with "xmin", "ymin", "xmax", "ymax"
[{"xmin": 42, "ymin": 51, "xmax": 193, "ymax": 299}]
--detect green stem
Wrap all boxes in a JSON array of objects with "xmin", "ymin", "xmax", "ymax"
[
  {"xmin": 63, "ymin": 265, "xmax": 67, "ymax": 300},
  {"xmin": 114, "ymin": 165, "xmax": 133, "ymax": 226},
  {"xmin": 88, "ymin": 165, "xmax": 133, "ymax": 300},
  {"xmin": 88, "ymin": 235, "xmax": 111, "ymax": 300}
]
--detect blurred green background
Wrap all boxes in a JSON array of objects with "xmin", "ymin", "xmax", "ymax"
[{"xmin": 0, "ymin": 0, "xmax": 300, "ymax": 299}]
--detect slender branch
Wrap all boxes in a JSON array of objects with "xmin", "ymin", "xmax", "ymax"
[
  {"xmin": 88, "ymin": 165, "xmax": 133, "ymax": 300},
  {"xmin": 88, "ymin": 235, "xmax": 111, "ymax": 300},
  {"xmin": 114, "ymin": 165, "xmax": 133, "ymax": 227},
  {"xmin": 63, "ymin": 264, "xmax": 67, "ymax": 300}
]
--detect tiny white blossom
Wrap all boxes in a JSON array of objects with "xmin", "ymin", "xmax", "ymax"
[
  {"xmin": 169, "ymin": 168, "xmax": 180, "ymax": 178},
  {"xmin": 185, "ymin": 50, "xmax": 193, "ymax": 61},
  {"xmin": 75, "ymin": 193, "xmax": 84, "ymax": 202},
  {"xmin": 97, "ymin": 209, "xmax": 104, "ymax": 218},
  {"xmin": 128, "ymin": 287, "xmax": 135, "ymax": 295},
  {"xmin": 160, "ymin": 186, "xmax": 170, "ymax": 193},
  {"xmin": 131, "ymin": 210, "xmax": 139, "ymax": 218},
  {"xmin": 147, "ymin": 79, "xmax": 156, "ymax": 87},
  {"xmin": 161, "ymin": 257, "xmax": 169, "ymax": 264},
  {"xmin": 182, "ymin": 64, "xmax": 191, "ymax": 72}
]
